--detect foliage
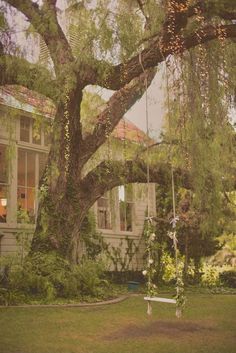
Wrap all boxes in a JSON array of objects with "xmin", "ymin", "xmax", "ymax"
[
  {"xmin": 142, "ymin": 219, "xmax": 158, "ymax": 297},
  {"xmin": 201, "ymin": 264, "xmax": 221, "ymax": 287},
  {"xmin": 164, "ymin": 39, "xmax": 236, "ymax": 236},
  {"xmin": 80, "ymin": 211, "xmax": 105, "ymax": 260},
  {"xmin": 219, "ymin": 270, "xmax": 236, "ymax": 288},
  {"xmin": 73, "ymin": 259, "xmax": 109, "ymax": 298},
  {"xmin": 103, "ymin": 236, "xmax": 140, "ymax": 272},
  {"xmin": 0, "ymin": 252, "xmax": 110, "ymax": 305}
]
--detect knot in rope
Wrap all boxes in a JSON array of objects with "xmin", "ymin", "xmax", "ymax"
[{"xmin": 170, "ymin": 215, "xmax": 179, "ymax": 228}]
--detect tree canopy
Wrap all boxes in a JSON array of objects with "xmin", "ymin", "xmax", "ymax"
[{"xmin": 0, "ymin": 0, "xmax": 236, "ymax": 261}]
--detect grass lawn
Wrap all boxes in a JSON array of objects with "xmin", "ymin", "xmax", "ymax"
[{"xmin": 0, "ymin": 293, "xmax": 235, "ymax": 353}]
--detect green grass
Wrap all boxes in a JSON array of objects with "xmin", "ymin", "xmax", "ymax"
[{"xmin": 0, "ymin": 294, "xmax": 235, "ymax": 353}]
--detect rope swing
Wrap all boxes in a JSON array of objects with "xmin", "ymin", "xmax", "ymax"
[{"xmin": 139, "ymin": 53, "xmax": 185, "ymax": 318}]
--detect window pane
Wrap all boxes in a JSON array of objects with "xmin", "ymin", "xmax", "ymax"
[
  {"xmin": 32, "ymin": 121, "xmax": 42, "ymax": 145},
  {"xmin": 120, "ymin": 201, "xmax": 126, "ymax": 231},
  {"xmin": 27, "ymin": 188, "xmax": 35, "ymax": 222},
  {"xmin": 0, "ymin": 144, "xmax": 8, "ymax": 184},
  {"xmin": 98, "ymin": 210, "xmax": 110, "ymax": 229},
  {"xmin": 97, "ymin": 194, "xmax": 111, "ymax": 229},
  {"xmin": 20, "ymin": 117, "xmax": 30, "ymax": 142},
  {"xmin": 39, "ymin": 153, "xmax": 47, "ymax": 181},
  {"xmin": 18, "ymin": 149, "xmax": 26, "ymax": 186},
  {"xmin": 0, "ymin": 185, "xmax": 7, "ymax": 223},
  {"xmin": 126, "ymin": 203, "xmax": 133, "ymax": 231},
  {"xmin": 17, "ymin": 187, "xmax": 26, "ymax": 210},
  {"xmin": 118, "ymin": 186, "xmax": 125, "ymax": 202},
  {"xmin": 27, "ymin": 151, "xmax": 36, "ymax": 187},
  {"xmin": 119, "ymin": 185, "xmax": 133, "ymax": 231},
  {"xmin": 119, "ymin": 201, "xmax": 133, "ymax": 232},
  {"xmin": 17, "ymin": 149, "xmax": 36, "ymax": 224},
  {"xmin": 17, "ymin": 187, "xmax": 35, "ymax": 223}
]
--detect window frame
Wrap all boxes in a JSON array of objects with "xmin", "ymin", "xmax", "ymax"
[
  {"xmin": 19, "ymin": 115, "xmax": 51, "ymax": 148},
  {"xmin": 96, "ymin": 193, "xmax": 112, "ymax": 231},
  {"xmin": 17, "ymin": 147, "xmax": 47, "ymax": 224},
  {"xmin": 118, "ymin": 185, "xmax": 134, "ymax": 233}
]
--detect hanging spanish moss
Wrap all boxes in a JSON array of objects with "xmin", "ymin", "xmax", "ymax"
[{"xmin": 164, "ymin": 33, "xmax": 236, "ymax": 235}]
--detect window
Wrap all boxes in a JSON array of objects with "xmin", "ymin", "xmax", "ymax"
[
  {"xmin": 20, "ymin": 116, "xmax": 50, "ymax": 146},
  {"xmin": 97, "ymin": 193, "xmax": 111, "ymax": 229},
  {"xmin": 17, "ymin": 149, "xmax": 47, "ymax": 223},
  {"xmin": 17, "ymin": 149, "xmax": 36, "ymax": 223},
  {"xmin": 20, "ymin": 117, "xmax": 30, "ymax": 142},
  {"xmin": 119, "ymin": 185, "xmax": 133, "ymax": 232},
  {"xmin": 0, "ymin": 144, "xmax": 8, "ymax": 223}
]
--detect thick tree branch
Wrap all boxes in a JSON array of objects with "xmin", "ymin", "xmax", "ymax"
[
  {"xmin": 0, "ymin": 54, "xmax": 57, "ymax": 100},
  {"xmin": 187, "ymin": 1, "xmax": 236, "ymax": 21},
  {"xmin": 3, "ymin": 0, "xmax": 74, "ymax": 74},
  {"xmin": 80, "ymin": 68, "xmax": 156, "ymax": 164},
  {"xmin": 134, "ymin": 139, "xmax": 179, "ymax": 160},
  {"xmin": 83, "ymin": 23, "xmax": 236, "ymax": 90},
  {"xmin": 79, "ymin": 159, "xmax": 191, "ymax": 211},
  {"xmin": 3, "ymin": 0, "xmax": 41, "ymax": 23}
]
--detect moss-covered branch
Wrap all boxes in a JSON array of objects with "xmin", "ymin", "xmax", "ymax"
[
  {"xmin": 79, "ymin": 159, "xmax": 192, "ymax": 211},
  {"xmin": 83, "ymin": 23, "xmax": 236, "ymax": 90},
  {"xmin": 3, "ymin": 0, "xmax": 74, "ymax": 73}
]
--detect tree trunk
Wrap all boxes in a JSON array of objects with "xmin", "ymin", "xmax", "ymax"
[
  {"xmin": 31, "ymin": 190, "xmax": 86, "ymax": 262},
  {"xmin": 30, "ymin": 89, "xmax": 88, "ymax": 262},
  {"xmin": 193, "ymin": 257, "xmax": 202, "ymax": 284}
]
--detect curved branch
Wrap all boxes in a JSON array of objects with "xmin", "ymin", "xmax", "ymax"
[
  {"xmin": 79, "ymin": 159, "xmax": 191, "ymax": 210},
  {"xmin": 0, "ymin": 54, "xmax": 58, "ymax": 100},
  {"xmin": 3, "ymin": 0, "xmax": 74, "ymax": 73},
  {"xmin": 187, "ymin": 1, "xmax": 236, "ymax": 21},
  {"xmin": 3, "ymin": 0, "xmax": 41, "ymax": 23},
  {"xmin": 80, "ymin": 68, "xmax": 156, "ymax": 164}
]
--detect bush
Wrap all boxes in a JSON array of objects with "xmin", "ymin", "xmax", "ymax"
[
  {"xmin": 0, "ymin": 253, "xmax": 110, "ymax": 304},
  {"xmin": 73, "ymin": 260, "xmax": 109, "ymax": 298},
  {"xmin": 219, "ymin": 270, "xmax": 236, "ymax": 288},
  {"xmin": 201, "ymin": 264, "xmax": 220, "ymax": 287}
]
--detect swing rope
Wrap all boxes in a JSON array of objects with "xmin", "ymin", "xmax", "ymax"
[
  {"xmin": 165, "ymin": 59, "xmax": 185, "ymax": 318},
  {"xmin": 139, "ymin": 53, "xmax": 185, "ymax": 318},
  {"xmin": 139, "ymin": 53, "xmax": 153, "ymax": 315}
]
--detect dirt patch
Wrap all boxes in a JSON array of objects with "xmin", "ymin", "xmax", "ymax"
[{"xmin": 104, "ymin": 320, "xmax": 215, "ymax": 340}]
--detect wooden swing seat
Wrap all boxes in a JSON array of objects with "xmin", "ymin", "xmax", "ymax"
[{"xmin": 144, "ymin": 296, "xmax": 176, "ymax": 304}]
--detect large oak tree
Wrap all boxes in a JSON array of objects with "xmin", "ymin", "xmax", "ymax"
[{"xmin": 0, "ymin": 0, "xmax": 235, "ymax": 261}]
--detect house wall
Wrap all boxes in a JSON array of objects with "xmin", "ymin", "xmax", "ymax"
[{"xmin": 0, "ymin": 105, "xmax": 156, "ymax": 270}]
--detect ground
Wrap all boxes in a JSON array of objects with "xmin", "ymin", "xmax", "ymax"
[{"xmin": 0, "ymin": 294, "xmax": 235, "ymax": 353}]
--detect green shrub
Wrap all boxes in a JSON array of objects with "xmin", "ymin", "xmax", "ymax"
[
  {"xmin": 0, "ymin": 287, "xmax": 26, "ymax": 306},
  {"xmin": 201, "ymin": 264, "xmax": 220, "ymax": 287},
  {"xmin": 219, "ymin": 270, "xmax": 236, "ymax": 288},
  {"xmin": 0, "ymin": 253, "xmax": 110, "ymax": 303},
  {"xmin": 73, "ymin": 259, "xmax": 109, "ymax": 298}
]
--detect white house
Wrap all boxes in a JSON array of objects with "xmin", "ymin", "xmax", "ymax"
[{"xmin": 0, "ymin": 85, "xmax": 156, "ymax": 269}]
